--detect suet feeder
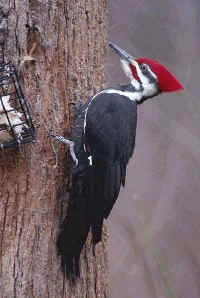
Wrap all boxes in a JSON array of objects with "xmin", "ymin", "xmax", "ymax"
[
  {"xmin": 0, "ymin": 62, "xmax": 36, "ymax": 149},
  {"xmin": 0, "ymin": 8, "xmax": 36, "ymax": 149}
]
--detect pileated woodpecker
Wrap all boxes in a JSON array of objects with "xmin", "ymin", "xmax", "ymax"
[{"xmin": 51, "ymin": 42, "xmax": 183, "ymax": 279}]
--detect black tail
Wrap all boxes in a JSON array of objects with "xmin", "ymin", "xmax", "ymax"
[
  {"xmin": 57, "ymin": 158, "xmax": 123, "ymax": 280},
  {"xmin": 89, "ymin": 157, "xmax": 122, "ymax": 244},
  {"xmin": 56, "ymin": 99, "xmax": 92, "ymax": 280},
  {"xmin": 57, "ymin": 166, "xmax": 90, "ymax": 280}
]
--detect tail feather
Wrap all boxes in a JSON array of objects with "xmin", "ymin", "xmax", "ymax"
[
  {"xmin": 91, "ymin": 218, "xmax": 104, "ymax": 245},
  {"xmin": 57, "ymin": 167, "xmax": 90, "ymax": 280},
  {"xmin": 120, "ymin": 162, "xmax": 127, "ymax": 186},
  {"xmin": 90, "ymin": 157, "xmax": 122, "ymax": 222},
  {"xmin": 57, "ymin": 157, "xmax": 125, "ymax": 279}
]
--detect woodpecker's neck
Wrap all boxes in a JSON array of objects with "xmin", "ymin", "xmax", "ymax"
[
  {"xmin": 103, "ymin": 84, "xmax": 142, "ymax": 103},
  {"xmin": 110, "ymin": 82, "xmax": 160, "ymax": 104},
  {"xmin": 91, "ymin": 82, "xmax": 160, "ymax": 105}
]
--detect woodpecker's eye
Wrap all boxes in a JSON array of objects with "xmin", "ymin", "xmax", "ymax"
[{"xmin": 141, "ymin": 64, "xmax": 148, "ymax": 72}]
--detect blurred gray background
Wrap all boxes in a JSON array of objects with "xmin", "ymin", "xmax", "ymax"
[{"xmin": 105, "ymin": 1, "xmax": 200, "ymax": 297}]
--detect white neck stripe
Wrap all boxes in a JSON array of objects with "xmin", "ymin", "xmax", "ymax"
[
  {"xmin": 103, "ymin": 89, "xmax": 142, "ymax": 102},
  {"xmin": 83, "ymin": 88, "xmax": 141, "ymax": 151}
]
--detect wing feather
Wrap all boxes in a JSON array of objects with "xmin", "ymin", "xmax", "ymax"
[{"xmin": 85, "ymin": 93, "xmax": 137, "ymax": 222}]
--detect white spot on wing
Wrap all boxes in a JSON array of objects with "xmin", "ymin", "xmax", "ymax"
[{"xmin": 88, "ymin": 155, "xmax": 93, "ymax": 165}]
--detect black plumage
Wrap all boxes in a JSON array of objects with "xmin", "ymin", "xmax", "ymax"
[
  {"xmin": 55, "ymin": 41, "xmax": 183, "ymax": 281},
  {"xmin": 56, "ymin": 92, "xmax": 137, "ymax": 280},
  {"xmin": 85, "ymin": 93, "xmax": 137, "ymax": 219}
]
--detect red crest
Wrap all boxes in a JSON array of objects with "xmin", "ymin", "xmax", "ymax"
[{"xmin": 131, "ymin": 58, "xmax": 184, "ymax": 92}]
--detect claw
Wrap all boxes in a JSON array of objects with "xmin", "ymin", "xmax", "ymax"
[{"xmin": 50, "ymin": 134, "xmax": 78, "ymax": 167}]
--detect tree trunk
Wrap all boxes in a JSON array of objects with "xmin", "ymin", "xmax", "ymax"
[{"xmin": 0, "ymin": 1, "xmax": 109, "ymax": 297}]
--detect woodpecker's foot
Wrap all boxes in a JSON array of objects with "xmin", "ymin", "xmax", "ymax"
[{"xmin": 50, "ymin": 134, "xmax": 78, "ymax": 167}]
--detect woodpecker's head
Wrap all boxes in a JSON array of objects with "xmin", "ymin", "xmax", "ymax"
[{"xmin": 109, "ymin": 42, "xmax": 183, "ymax": 103}]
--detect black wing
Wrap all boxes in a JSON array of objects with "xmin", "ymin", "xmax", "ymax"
[
  {"xmin": 56, "ymin": 94, "xmax": 137, "ymax": 278},
  {"xmin": 85, "ymin": 93, "xmax": 137, "ymax": 242}
]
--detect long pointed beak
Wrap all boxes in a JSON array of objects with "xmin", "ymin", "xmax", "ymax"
[{"xmin": 109, "ymin": 42, "xmax": 136, "ymax": 65}]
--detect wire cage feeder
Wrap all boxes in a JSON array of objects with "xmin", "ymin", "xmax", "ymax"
[{"xmin": 0, "ymin": 61, "xmax": 36, "ymax": 149}]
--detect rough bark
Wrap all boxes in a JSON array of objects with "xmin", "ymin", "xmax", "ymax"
[{"xmin": 0, "ymin": 1, "xmax": 109, "ymax": 297}]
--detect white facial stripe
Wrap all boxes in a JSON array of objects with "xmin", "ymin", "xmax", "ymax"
[
  {"xmin": 147, "ymin": 65, "xmax": 157, "ymax": 80},
  {"xmin": 131, "ymin": 78, "xmax": 140, "ymax": 90},
  {"xmin": 142, "ymin": 83, "xmax": 158, "ymax": 97},
  {"xmin": 134, "ymin": 63, "xmax": 149, "ymax": 85},
  {"xmin": 120, "ymin": 59, "xmax": 141, "ymax": 91},
  {"xmin": 131, "ymin": 62, "xmax": 158, "ymax": 98},
  {"xmin": 120, "ymin": 59, "xmax": 133, "ymax": 80}
]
